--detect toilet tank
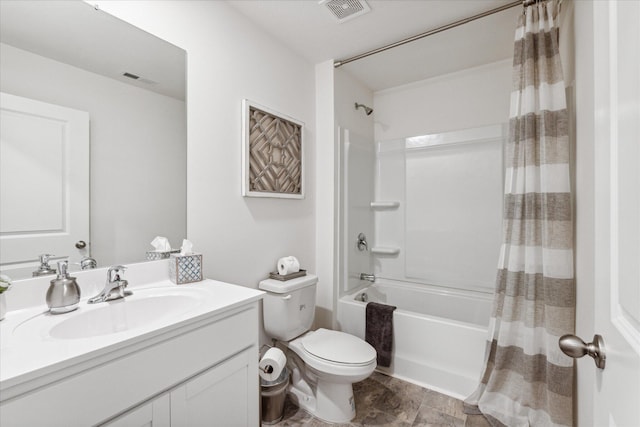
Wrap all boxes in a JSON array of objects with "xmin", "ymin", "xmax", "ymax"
[{"xmin": 258, "ymin": 275, "xmax": 317, "ymax": 341}]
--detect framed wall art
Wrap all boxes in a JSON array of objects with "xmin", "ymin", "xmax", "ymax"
[{"xmin": 241, "ymin": 99, "xmax": 304, "ymax": 199}]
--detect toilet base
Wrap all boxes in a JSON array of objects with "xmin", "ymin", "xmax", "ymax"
[
  {"xmin": 315, "ymin": 380, "xmax": 356, "ymax": 423},
  {"xmin": 289, "ymin": 379, "xmax": 356, "ymax": 423}
]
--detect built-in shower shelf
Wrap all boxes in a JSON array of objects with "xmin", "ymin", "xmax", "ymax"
[
  {"xmin": 371, "ymin": 246, "xmax": 400, "ymax": 255},
  {"xmin": 370, "ymin": 201, "xmax": 400, "ymax": 210}
]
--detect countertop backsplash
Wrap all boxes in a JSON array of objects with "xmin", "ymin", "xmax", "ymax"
[{"xmin": 3, "ymin": 259, "xmax": 171, "ymax": 312}]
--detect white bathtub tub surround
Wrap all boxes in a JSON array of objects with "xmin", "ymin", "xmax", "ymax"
[
  {"xmin": 0, "ymin": 261, "xmax": 264, "ymax": 426},
  {"xmin": 337, "ymin": 279, "xmax": 492, "ymax": 399},
  {"xmin": 370, "ymin": 124, "xmax": 506, "ymax": 295}
]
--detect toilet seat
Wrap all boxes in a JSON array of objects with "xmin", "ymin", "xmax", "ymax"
[{"xmin": 299, "ymin": 328, "xmax": 376, "ymax": 366}]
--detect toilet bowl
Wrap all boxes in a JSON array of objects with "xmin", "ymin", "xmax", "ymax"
[
  {"xmin": 286, "ymin": 328, "xmax": 376, "ymax": 423},
  {"xmin": 259, "ymin": 275, "xmax": 377, "ymax": 423}
]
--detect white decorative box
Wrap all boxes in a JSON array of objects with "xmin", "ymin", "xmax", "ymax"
[{"xmin": 169, "ymin": 253, "xmax": 203, "ymax": 284}]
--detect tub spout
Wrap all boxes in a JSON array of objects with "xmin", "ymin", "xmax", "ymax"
[{"xmin": 360, "ymin": 273, "xmax": 375, "ymax": 282}]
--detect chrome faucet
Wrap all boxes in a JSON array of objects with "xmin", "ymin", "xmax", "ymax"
[
  {"xmin": 88, "ymin": 265, "xmax": 131, "ymax": 304},
  {"xmin": 360, "ymin": 273, "xmax": 376, "ymax": 282}
]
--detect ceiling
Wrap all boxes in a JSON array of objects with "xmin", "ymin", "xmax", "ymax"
[
  {"xmin": 226, "ymin": 0, "xmax": 521, "ymax": 91},
  {"xmin": 0, "ymin": 1, "xmax": 520, "ymax": 97},
  {"xmin": 0, "ymin": 0, "xmax": 185, "ymax": 100}
]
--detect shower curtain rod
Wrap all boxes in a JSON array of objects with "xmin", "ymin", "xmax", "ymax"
[{"xmin": 333, "ymin": 0, "xmax": 524, "ymax": 68}]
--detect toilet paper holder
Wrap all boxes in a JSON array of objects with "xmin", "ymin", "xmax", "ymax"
[
  {"xmin": 259, "ymin": 347, "xmax": 287, "ymax": 382},
  {"xmin": 261, "ymin": 365, "xmax": 275, "ymax": 374}
]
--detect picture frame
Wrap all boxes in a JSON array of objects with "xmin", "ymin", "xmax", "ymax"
[{"xmin": 241, "ymin": 99, "xmax": 304, "ymax": 199}]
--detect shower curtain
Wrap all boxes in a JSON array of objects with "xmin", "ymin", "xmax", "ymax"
[{"xmin": 464, "ymin": 1, "xmax": 575, "ymax": 426}]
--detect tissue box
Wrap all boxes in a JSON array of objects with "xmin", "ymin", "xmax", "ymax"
[
  {"xmin": 169, "ymin": 253, "xmax": 203, "ymax": 284},
  {"xmin": 146, "ymin": 249, "xmax": 180, "ymax": 261}
]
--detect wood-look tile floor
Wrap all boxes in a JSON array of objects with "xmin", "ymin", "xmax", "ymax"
[{"xmin": 265, "ymin": 372, "xmax": 492, "ymax": 427}]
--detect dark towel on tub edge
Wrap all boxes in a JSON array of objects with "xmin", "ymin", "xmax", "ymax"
[{"xmin": 365, "ymin": 301, "xmax": 397, "ymax": 368}]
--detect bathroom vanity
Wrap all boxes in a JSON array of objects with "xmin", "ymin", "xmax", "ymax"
[{"xmin": 0, "ymin": 262, "xmax": 264, "ymax": 426}]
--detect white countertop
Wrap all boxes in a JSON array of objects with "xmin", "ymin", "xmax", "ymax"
[{"xmin": 0, "ymin": 271, "xmax": 263, "ymax": 401}]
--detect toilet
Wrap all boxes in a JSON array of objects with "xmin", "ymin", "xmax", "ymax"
[{"xmin": 259, "ymin": 274, "xmax": 376, "ymax": 423}]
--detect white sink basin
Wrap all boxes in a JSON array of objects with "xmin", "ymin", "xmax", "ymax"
[
  {"xmin": 13, "ymin": 286, "xmax": 208, "ymax": 340},
  {"xmin": 50, "ymin": 294, "xmax": 198, "ymax": 339}
]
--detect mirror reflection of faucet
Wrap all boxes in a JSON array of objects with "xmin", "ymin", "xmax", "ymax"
[
  {"xmin": 88, "ymin": 265, "xmax": 131, "ymax": 304},
  {"xmin": 79, "ymin": 257, "xmax": 97, "ymax": 270},
  {"xmin": 33, "ymin": 254, "xmax": 57, "ymax": 277},
  {"xmin": 33, "ymin": 254, "xmax": 97, "ymax": 278}
]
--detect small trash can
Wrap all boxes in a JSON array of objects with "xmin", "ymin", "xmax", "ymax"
[{"xmin": 260, "ymin": 367, "xmax": 289, "ymax": 424}]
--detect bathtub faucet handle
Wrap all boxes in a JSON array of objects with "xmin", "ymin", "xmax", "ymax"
[
  {"xmin": 360, "ymin": 273, "xmax": 375, "ymax": 282},
  {"xmin": 357, "ymin": 233, "xmax": 368, "ymax": 251}
]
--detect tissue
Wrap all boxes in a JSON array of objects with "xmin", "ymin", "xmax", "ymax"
[
  {"xmin": 150, "ymin": 236, "xmax": 171, "ymax": 252},
  {"xmin": 259, "ymin": 347, "xmax": 287, "ymax": 382},
  {"xmin": 277, "ymin": 256, "xmax": 300, "ymax": 276},
  {"xmin": 180, "ymin": 239, "xmax": 193, "ymax": 255}
]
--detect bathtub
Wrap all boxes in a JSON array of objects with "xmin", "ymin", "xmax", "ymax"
[{"xmin": 337, "ymin": 279, "xmax": 493, "ymax": 399}]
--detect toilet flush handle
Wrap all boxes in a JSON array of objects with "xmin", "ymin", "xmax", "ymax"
[{"xmin": 282, "ymin": 294, "xmax": 292, "ymax": 300}]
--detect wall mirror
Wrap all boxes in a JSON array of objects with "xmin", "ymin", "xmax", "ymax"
[{"xmin": 0, "ymin": 0, "xmax": 187, "ymax": 279}]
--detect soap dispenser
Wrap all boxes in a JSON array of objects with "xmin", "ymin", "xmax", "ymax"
[{"xmin": 46, "ymin": 261, "xmax": 81, "ymax": 314}]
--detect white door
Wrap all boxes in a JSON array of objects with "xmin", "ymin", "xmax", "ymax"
[
  {"xmin": 591, "ymin": 1, "xmax": 640, "ymax": 426},
  {"xmin": 0, "ymin": 93, "xmax": 89, "ymax": 276}
]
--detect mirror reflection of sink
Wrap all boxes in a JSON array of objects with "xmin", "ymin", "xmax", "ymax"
[{"xmin": 13, "ymin": 287, "xmax": 207, "ymax": 340}]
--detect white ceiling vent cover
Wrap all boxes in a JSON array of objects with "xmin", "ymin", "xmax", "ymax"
[{"xmin": 319, "ymin": 0, "xmax": 371, "ymax": 23}]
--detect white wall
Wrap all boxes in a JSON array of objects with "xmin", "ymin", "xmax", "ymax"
[
  {"xmin": 373, "ymin": 59, "xmax": 512, "ymax": 141},
  {"xmin": 0, "ymin": 43, "xmax": 186, "ymax": 268},
  {"xmin": 94, "ymin": 2, "xmax": 316, "ymax": 297},
  {"xmin": 335, "ymin": 69, "xmax": 375, "ymax": 141}
]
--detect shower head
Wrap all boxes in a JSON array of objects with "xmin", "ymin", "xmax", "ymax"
[{"xmin": 355, "ymin": 102, "xmax": 373, "ymax": 116}]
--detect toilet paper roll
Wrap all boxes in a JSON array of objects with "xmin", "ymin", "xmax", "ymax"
[
  {"xmin": 259, "ymin": 347, "xmax": 287, "ymax": 382},
  {"xmin": 277, "ymin": 256, "xmax": 300, "ymax": 276}
]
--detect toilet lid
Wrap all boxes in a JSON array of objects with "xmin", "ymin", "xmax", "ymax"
[{"xmin": 301, "ymin": 328, "xmax": 376, "ymax": 365}]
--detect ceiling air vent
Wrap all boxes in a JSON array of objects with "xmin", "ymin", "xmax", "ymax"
[
  {"xmin": 122, "ymin": 72, "xmax": 158, "ymax": 86},
  {"xmin": 319, "ymin": 0, "xmax": 371, "ymax": 23}
]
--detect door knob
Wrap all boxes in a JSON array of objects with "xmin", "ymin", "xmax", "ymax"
[
  {"xmin": 559, "ymin": 334, "xmax": 606, "ymax": 369},
  {"xmin": 75, "ymin": 240, "xmax": 87, "ymax": 249}
]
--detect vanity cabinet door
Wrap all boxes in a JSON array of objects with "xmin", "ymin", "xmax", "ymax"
[
  {"xmin": 102, "ymin": 394, "xmax": 170, "ymax": 427},
  {"xmin": 171, "ymin": 348, "xmax": 256, "ymax": 427}
]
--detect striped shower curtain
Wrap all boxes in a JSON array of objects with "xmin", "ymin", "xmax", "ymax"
[{"xmin": 464, "ymin": 1, "xmax": 575, "ymax": 426}]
